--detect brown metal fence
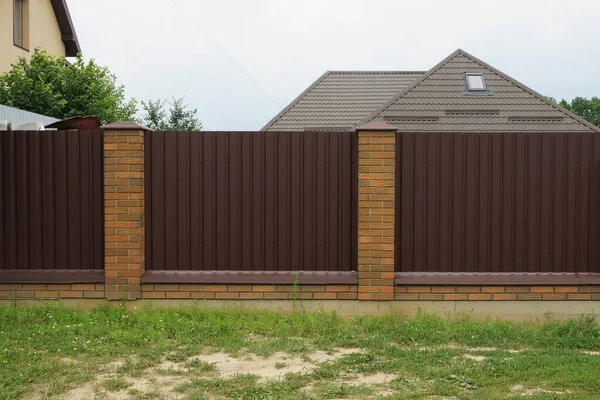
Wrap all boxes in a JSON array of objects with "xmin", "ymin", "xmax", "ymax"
[
  {"xmin": 144, "ymin": 131, "xmax": 357, "ymax": 283},
  {"xmin": 396, "ymin": 131, "xmax": 600, "ymax": 283},
  {"xmin": 0, "ymin": 130, "xmax": 104, "ymax": 283}
]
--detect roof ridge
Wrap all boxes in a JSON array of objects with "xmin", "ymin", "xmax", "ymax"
[{"xmin": 327, "ymin": 70, "xmax": 426, "ymax": 74}]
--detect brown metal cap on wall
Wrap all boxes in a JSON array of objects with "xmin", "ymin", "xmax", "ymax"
[{"xmin": 100, "ymin": 121, "xmax": 153, "ymax": 131}]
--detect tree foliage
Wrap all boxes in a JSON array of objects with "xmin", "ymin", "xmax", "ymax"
[
  {"xmin": 0, "ymin": 49, "xmax": 137, "ymax": 124},
  {"xmin": 140, "ymin": 97, "xmax": 202, "ymax": 131},
  {"xmin": 560, "ymin": 97, "xmax": 600, "ymax": 128}
]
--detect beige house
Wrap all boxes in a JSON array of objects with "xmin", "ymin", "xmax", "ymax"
[{"xmin": 0, "ymin": 0, "xmax": 80, "ymax": 73}]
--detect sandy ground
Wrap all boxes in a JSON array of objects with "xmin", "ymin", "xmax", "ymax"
[
  {"xmin": 30, "ymin": 348, "xmax": 372, "ymax": 400},
  {"xmin": 21, "ymin": 346, "xmax": 595, "ymax": 399}
]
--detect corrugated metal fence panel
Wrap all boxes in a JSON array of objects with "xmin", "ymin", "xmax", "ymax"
[
  {"xmin": 0, "ymin": 130, "xmax": 104, "ymax": 270},
  {"xmin": 145, "ymin": 131, "xmax": 357, "ymax": 272},
  {"xmin": 0, "ymin": 104, "xmax": 59, "ymax": 126},
  {"xmin": 396, "ymin": 132, "xmax": 600, "ymax": 273}
]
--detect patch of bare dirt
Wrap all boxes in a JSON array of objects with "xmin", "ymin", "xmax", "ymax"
[
  {"xmin": 38, "ymin": 348, "xmax": 363, "ymax": 399},
  {"xmin": 463, "ymin": 354, "xmax": 486, "ymax": 362},
  {"xmin": 300, "ymin": 373, "xmax": 397, "ymax": 400},
  {"xmin": 192, "ymin": 348, "xmax": 361, "ymax": 382},
  {"xmin": 582, "ymin": 350, "xmax": 600, "ymax": 355},
  {"xmin": 192, "ymin": 351, "xmax": 312, "ymax": 381},
  {"xmin": 414, "ymin": 344, "xmax": 523, "ymax": 353},
  {"xmin": 57, "ymin": 383, "xmax": 97, "ymax": 400},
  {"xmin": 58, "ymin": 372, "xmax": 187, "ymax": 400},
  {"xmin": 155, "ymin": 359, "xmax": 188, "ymax": 373},
  {"xmin": 511, "ymin": 385, "xmax": 571, "ymax": 396},
  {"xmin": 426, "ymin": 397, "xmax": 460, "ymax": 400},
  {"xmin": 300, "ymin": 372, "xmax": 398, "ymax": 398},
  {"xmin": 342, "ymin": 373, "xmax": 398, "ymax": 398},
  {"xmin": 126, "ymin": 374, "xmax": 187, "ymax": 398},
  {"xmin": 337, "ymin": 372, "xmax": 396, "ymax": 386},
  {"xmin": 309, "ymin": 348, "xmax": 361, "ymax": 362}
]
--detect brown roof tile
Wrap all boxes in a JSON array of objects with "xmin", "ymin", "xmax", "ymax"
[
  {"xmin": 363, "ymin": 49, "xmax": 599, "ymax": 133},
  {"xmin": 262, "ymin": 71, "xmax": 424, "ymax": 131},
  {"xmin": 264, "ymin": 49, "xmax": 598, "ymax": 133}
]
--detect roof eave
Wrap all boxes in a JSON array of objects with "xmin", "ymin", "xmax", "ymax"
[
  {"xmin": 50, "ymin": 0, "xmax": 82, "ymax": 56},
  {"xmin": 261, "ymin": 71, "xmax": 331, "ymax": 131},
  {"xmin": 261, "ymin": 70, "xmax": 426, "ymax": 131}
]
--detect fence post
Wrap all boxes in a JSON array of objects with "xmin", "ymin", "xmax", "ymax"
[
  {"xmin": 101, "ymin": 122, "xmax": 150, "ymax": 301},
  {"xmin": 356, "ymin": 122, "xmax": 397, "ymax": 300}
]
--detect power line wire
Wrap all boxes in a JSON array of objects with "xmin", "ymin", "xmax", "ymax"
[{"xmin": 169, "ymin": 0, "xmax": 282, "ymax": 108}]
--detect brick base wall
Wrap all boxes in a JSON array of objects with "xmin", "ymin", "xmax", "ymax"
[
  {"xmin": 0, "ymin": 284, "xmax": 105, "ymax": 299},
  {"xmin": 2, "ymin": 284, "xmax": 598, "ymax": 301},
  {"xmin": 396, "ymin": 285, "xmax": 600, "ymax": 301},
  {"xmin": 141, "ymin": 284, "xmax": 358, "ymax": 300}
]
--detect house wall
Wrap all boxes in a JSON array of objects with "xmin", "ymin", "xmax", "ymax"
[{"xmin": 0, "ymin": 0, "xmax": 66, "ymax": 73}]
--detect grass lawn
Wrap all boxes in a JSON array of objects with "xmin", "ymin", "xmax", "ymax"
[{"xmin": 1, "ymin": 304, "xmax": 599, "ymax": 399}]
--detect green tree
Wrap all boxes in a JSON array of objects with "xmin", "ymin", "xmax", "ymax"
[
  {"xmin": 140, "ymin": 97, "xmax": 202, "ymax": 131},
  {"xmin": 560, "ymin": 97, "xmax": 600, "ymax": 128},
  {"xmin": 0, "ymin": 49, "xmax": 136, "ymax": 124}
]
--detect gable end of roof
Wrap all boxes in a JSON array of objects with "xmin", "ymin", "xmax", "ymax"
[
  {"xmin": 359, "ymin": 49, "xmax": 600, "ymax": 133},
  {"xmin": 459, "ymin": 50, "xmax": 600, "ymax": 133}
]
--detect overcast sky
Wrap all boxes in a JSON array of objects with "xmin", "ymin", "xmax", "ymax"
[{"xmin": 68, "ymin": 0, "xmax": 600, "ymax": 130}]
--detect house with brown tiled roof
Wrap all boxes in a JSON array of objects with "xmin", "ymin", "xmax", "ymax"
[{"xmin": 263, "ymin": 49, "xmax": 599, "ymax": 133}]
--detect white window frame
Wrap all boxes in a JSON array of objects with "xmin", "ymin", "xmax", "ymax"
[{"xmin": 465, "ymin": 73, "xmax": 486, "ymax": 91}]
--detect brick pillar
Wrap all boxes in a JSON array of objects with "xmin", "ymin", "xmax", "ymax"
[
  {"xmin": 101, "ymin": 122, "xmax": 150, "ymax": 300},
  {"xmin": 356, "ymin": 122, "xmax": 397, "ymax": 300}
]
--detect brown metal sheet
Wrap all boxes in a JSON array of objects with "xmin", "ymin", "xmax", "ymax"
[
  {"xmin": 395, "ymin": 272, "xmax": 600, "ymax": 285},
  {"xmin": 41, "ymin": 131, "xmax": 56, "ymax": 270},
  {"xmin": 142, "ymin": 270, "xmax": 357, "ymax": 284},
  {"xmin": 28, "ymin": 132, "xmax": 43, "ymax": 270},
  {"xmin": 396, "ymin": 131, "xmax": 600, "ymax": 276},
  {"xmin": 0, "ymin": 130, "xmax": 104, "ymax": 274},
  {"xmin": 145, "ymin": 131, "xmax": 357, "ymax": 274},
  {"xmin": 0, "ymin": 269, "xmax": 104, "ymax": 283},
  {"xmin": 4, "ymin": 131, "xmax": 17, "ymax": 271}
]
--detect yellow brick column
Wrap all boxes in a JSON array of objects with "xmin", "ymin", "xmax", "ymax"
[
  {"xmin": 356, "ymin": 122, "xmax": 397, "ymax": 300},
  {"xmin": 101, "ymin": 122, "xmax": 151, "ymax": 300}
]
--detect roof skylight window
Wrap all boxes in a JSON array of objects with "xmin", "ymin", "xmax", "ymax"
[{"xmin": 466, "ymin": 73, "xmax": 486, "ymax": 91}]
